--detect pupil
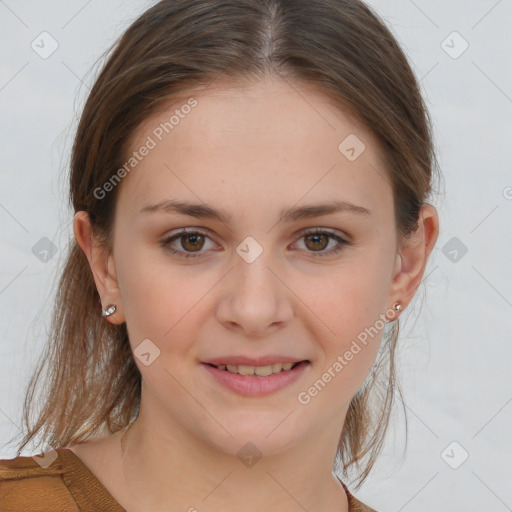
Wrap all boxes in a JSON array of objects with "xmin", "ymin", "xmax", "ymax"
[
  {"xmin": 307, "ymin": 234, "xmax": 327, "ymax": 251},
  {"xmin": 183, "ymin": 234, "xmax": 203, "ymax": 251}
]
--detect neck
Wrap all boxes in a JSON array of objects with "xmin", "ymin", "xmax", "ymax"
[{"xmin": 118, "ymin": 412, "xmax": 350, "ymax": 512}]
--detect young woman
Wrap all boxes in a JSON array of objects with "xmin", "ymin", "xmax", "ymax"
[{"xmin": 0, "ymin": 1, "xmax": 439, "ymax": 510}]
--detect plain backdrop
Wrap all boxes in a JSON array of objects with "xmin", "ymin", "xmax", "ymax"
[{"xmin": 1, "ymin": 1, "xmax": 511, "ymax": 511}]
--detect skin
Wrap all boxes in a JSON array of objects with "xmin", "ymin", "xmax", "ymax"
[{"xmin": 72, "ymin": 75, "xmax": 438, "ymax": 512}]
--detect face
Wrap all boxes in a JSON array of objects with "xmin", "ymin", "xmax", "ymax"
[{"xmin": 107, "ymin": 76, "xmax": 401, "ymax": 457}]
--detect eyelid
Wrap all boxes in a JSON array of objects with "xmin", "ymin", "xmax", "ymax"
[
  {"xmin": 295, "ymin": 226, "xmax": 349, "ymax": 242},
  {"xmin": 161, "ymin": 227, "xmax": 219, "ymax": 245}
]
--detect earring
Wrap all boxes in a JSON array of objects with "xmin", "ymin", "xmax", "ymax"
[
  {"xmin": 393, "ymin": 302, "xmax": 402, "ymax": 312},
  {"xmin": 102, "ymin": 304, "xmax": 117, "ymax": 317}
]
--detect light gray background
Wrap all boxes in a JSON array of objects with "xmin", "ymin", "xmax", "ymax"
[{"xmin": 1, "ymin": 1, "xmax": 511, "ymax": 511}]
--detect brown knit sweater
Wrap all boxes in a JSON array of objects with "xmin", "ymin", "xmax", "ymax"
[{"xmin": 0, "ymin": 448, "xmax": 377, "ymax": 511}]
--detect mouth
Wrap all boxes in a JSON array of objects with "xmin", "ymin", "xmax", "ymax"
[
  {"xmin": 201, "ymin": 360, "xmax": 311, "ymax": 396},
  {"xmin": 203, "ymin": 361, "xmax": 307, "ymax": 377}
]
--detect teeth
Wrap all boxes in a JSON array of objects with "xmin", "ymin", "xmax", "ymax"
[
  {"xmin": 216, "ymin": 362, "xmax": 298, "ymax": 376},
  {"xmin": 255, "ymin": 365, "xmax": 273, "ymax": 377},
  {"xmin": 238, "ymin": 365, "xmax": 255, "ymax": 376}
]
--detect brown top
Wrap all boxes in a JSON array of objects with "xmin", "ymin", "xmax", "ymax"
[{"xmin": 0, "ymin": 448, "xmax": 377, "ymax": 511}]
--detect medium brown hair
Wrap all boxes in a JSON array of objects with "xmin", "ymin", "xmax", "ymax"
[{"xmin": 13, "ymin": 0, "xmax": 437, "ymax": 488}]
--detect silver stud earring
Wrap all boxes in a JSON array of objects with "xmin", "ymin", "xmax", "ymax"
[
  {"xmin": 102, "ymin": 304, "xmax": 117, "ymax": 317},
  {"xmin": 393, "ymin": 302, "xmax": 402, "ymax": 312}
]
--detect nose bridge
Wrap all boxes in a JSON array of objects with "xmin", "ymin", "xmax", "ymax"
[
  {"xmin": 216, "ymin": 240, "xmax": 293, "ymax": 335},
  {"xmin": 233, "ymin": 242, "xmax": 282, "ymax": 308},
  {"xmin": 235, "ymin": 248, "xmax": 278, "ymax": 299}
]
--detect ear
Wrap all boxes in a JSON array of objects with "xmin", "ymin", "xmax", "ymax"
[
  {"xmin": 73, "ymin": 211, "xmax": 125, "ymax": 324},
  {"xmin": 388, "ymin": 203, "xmax": 439, "ymax": 318}
]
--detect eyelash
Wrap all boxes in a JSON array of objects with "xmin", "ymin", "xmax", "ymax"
[{"xmin": 159, "ymin": 228, "xmax": 349, "ymax": 259}]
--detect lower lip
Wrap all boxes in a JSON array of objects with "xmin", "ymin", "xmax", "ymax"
[{"xmin": 201, "ymin": 361, "xmax": 310, "ymax": 397}]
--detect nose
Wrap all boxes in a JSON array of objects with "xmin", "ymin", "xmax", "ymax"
[{"xmin": 215, "ymin": 250, "xmax": 294, "ymax": 337}]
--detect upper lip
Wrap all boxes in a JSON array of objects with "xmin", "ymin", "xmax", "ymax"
[{"xmin": 203, "ymin": 355, "xmax": 309, "ymax": 367}]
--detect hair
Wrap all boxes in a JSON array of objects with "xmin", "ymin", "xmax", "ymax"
[{"xmin": 12, "ymin": 0, "xmax": 438, "ymax": 489}]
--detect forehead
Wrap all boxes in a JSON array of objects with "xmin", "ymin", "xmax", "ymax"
[{"xmin": 116, "ymin": 76, "xmax": 392, "ymax": 223}]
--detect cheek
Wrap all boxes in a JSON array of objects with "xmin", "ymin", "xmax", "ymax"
[
  {"xmin": 114, "ymin": 242, "xmax": 173, "ymax": 341},
  {"xmin": 115, "ymin": 246, "xmax": 214, "ymax": 356},
  {"xmin": 291, "ymin": 251, "xmax": 393, "ymax": 389},
  {"xmin": 295, "ymin": 259, "xmax": 391, "ymax": 341},
  {"xmin": 296, "ymin": 276, "xmax": 387, "ymax": 410}
]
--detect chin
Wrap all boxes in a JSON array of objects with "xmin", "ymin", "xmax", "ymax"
[{"xmin": 195, "ymin": 411, "xmax": 308, "ymax": 460}]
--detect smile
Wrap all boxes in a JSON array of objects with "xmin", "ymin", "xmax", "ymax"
[
  {"xmin": 201, "ymin": 360, "xmax": 310, "ymax": 396},
  {"xmin": 208, "ymin": 362, "xmax": 302, "ymax": 376}
]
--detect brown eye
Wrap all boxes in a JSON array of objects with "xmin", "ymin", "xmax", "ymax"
[
  {"xmin": 304, "ymin": 233, "xmax": 329, "ymax": 252},
  {"xmin": 180, "ymin": 233, "xmax": 205, "ymax": 252},
  {"xmin": 160, "ymin": 229, "xmax": 216, "ymax": 259},
  {"xmin": 294, "ymin": 229, "xmax": 349, "ymax": 258}
]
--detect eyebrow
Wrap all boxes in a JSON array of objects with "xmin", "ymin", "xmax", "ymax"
[
  {"xmin": 139, "ymin": 199, "xmax": 371, "ymax": 223},
  {"xmin": 140, "ymin": 200, "xmax": 371, "ymax": 224}
]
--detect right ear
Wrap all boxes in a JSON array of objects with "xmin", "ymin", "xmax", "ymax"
[{"xmin": 73, "ymin": 211, "xmax": 126, "ymax": 324}]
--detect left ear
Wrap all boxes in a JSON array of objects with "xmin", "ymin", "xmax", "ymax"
[{"xmin": 388, "ymin": 203, "xmax": 439, "ymax": 312}]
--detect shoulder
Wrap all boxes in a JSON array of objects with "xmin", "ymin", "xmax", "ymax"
[{"xmin": 0, "ymin": 449, "xmax": 79, "ymax": 511}]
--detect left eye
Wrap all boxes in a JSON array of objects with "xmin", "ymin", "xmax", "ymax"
[
  {"xmin": 294, "ymin": 230, "xmax": 348, "ymax": 256},
  {"xmin": 160, "ymin": 228, "xmax": 349, "ymax": 259}
]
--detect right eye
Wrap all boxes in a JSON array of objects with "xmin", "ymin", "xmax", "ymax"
[{"xmin": 160, "ymin": 228, "xmax": 218, "ymax": 259}]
